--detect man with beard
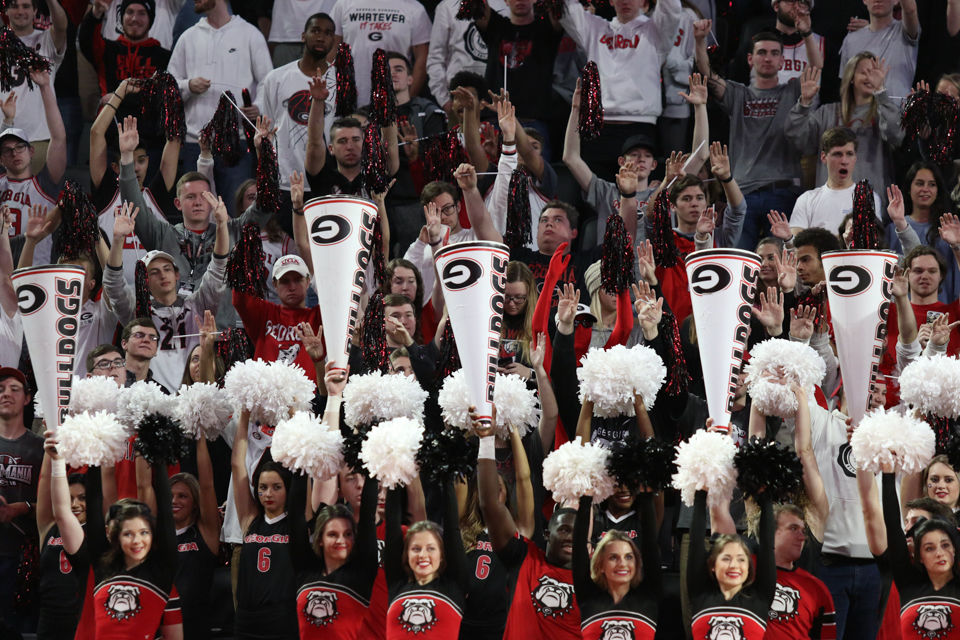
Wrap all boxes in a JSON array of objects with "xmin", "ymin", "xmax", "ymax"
[
  {"xmin": 695, "ymin": 24, "xmax": 803, "ymax": 251},
  {"xmin": 256, "ymin": 12, "xmax": 336, "ymax": 234},
  {"xmin": 168, "ymin": 0, "xmax": 271, "ymax": 215},
  {"xmin": 732, "ymin": 0, "xmax": 823, "ymax": 85}
]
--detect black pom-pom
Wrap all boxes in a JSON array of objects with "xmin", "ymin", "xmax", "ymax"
[
  {"xmin": 199, "ymin": 91, "xmax": 243, "ymax": 167},
  {"xmin": 435, "ymin": 319, "xmax": 461, "ymax": 389},
  {"xmin": 360, "ymin": 291, "xmax": 389, "ymax": 374},
  {"xmin": 533, "ymin": 0, "xmax": 565, "ymax": 19},
  {"xmin": 649, "ymin": 189, "xmax": 679, "ymax": 268},
  {"xmin": 226, "ymin": 223, "xmax": 267, "ymax": 298},
  {"xmin": 135, "ymin": 412, "xmax": 191, "ymax": 465},
  {"xmin": 944, "ymin": 432, "xmax": 960, "ymax": 469},
  {"xmin": 850, "ymin": 180, "xmax": 880, "ymax": 250},
  {"xmin": 504, "ymin": 169, "xmax": 531, "ymax": 250},
  {"xmin": 578, "ymin": 61, "xmax": 603, "ymax": 140},
  {"xmin": 600, "ymin": 212, "xmax": 635, "ymax": 294},
  {"xmin": 362, "ymin": 123, "xmax": 389, "ymax": 194},
  {"xmin": 134, "ymin": 260, "xmax": 151, "ymax": 318},
  {"xmin": 606, "ymin": 434, "xmax": 677, "ymax": 492},
  {"xmin": 54, "ymin": 180, "xmax": 99, "ymax": 262},
  {"xmin": 139, "ymin": 71, "xmax": 185, "ymax": 142},
  {"xmin": 256, "ymin": 138, "xmax": 281, "ymax": 214},
  {"xmin": 369, "ymin": 49, "xmax": 397, "ymax": 127},
  {"xmin": 417, "ymin": 427, "xmax": 478, "ymax": 485},
  {"xmin": 335, "ymin": 42, "xmax": 358, "ymax": 118},
  {"xmin": 901, "ymin": 89, "xmax": 959, "ymax": 166},
  {"xmin": 340, "ymin": 423, "xmax": 370, "ymax": 472},
  {"xmin": 734, "ymin": 437, "xmax": 804, "ymax": 503},
  {"xmin": 455, "ymin": 0, "xmax": 485, "ymax": 19},
  {"xmin": 932, "ymin": 415, "xmax": 954, "ymax": 455},
  {"xmin": 0, "ymin": 26, "xmax": 51, "ymax": 92}
]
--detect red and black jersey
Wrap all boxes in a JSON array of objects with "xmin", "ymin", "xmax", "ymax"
[
  {"xmin": 460, "ymin": 532, "xmax": 511, "ymax": 640},
  {"xmin": 361, "ymin": 520, "xmax": 406, "ymax": 640},
  {"xmin": 383, "ymin": 483, "xmax": 469, "ymax": 640},
  {"xmin": 93, "ymin": 571, "xmax": 178, "ymax": 639},
  {"xmin": 882, "ymin": 473, "xmax": 960, "ymax": 640},
  {"xmin": 764, "ymin": 566, "xmax": 837, "ymax": 639},
  {"xmin": 498, "ymin": 537, "xmax": 581, "ymax": 640},
  {"xmin": 235, "ymin": 513, "xmax": 298, "ymax": 638},
  {"xmin": 36, "ymin": 524, "xmax": 90, "ymax": 639},
  {"xmin": 290, "ymin": 473, "xmax": 380, "ymax": 640},
  {"xmin": 575, "ymin": 495, "xmax": 660, "ymax": 640},
  {"xmin": 175, "ymin": 523, "xmax": 218, "ymax": 640},
  {"xmin": 687, "ymin": 491, "xmax": 777, "ymax": 640}
]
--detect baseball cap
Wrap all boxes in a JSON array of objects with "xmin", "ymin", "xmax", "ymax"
[
  {"xmin": 620, "ymin": 133, "xmax": 657, "ymax": 158},
  {"xmin": 575, "ymin": 302, "xmax": 598, "ymax": 323},
  {"xmin": 0, "ymin": 367, "xmax": 27, "ymax": 388},
  {"xmin": 140, "ymin": 250, "xmax": 177, "ymax": 269},
  {"xmin": 0, "ymin": 128, "xmax": 29, "ymax": 146},
  {"xmin": 273, "ymin": 255, "xmax": 311, "ymax": 280}
]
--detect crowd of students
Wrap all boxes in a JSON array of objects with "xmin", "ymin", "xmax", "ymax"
[{"xmin": 1, "ymin": 0, "xmax": 960, "ymax": 638}]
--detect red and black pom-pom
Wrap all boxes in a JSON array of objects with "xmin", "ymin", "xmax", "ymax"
[
  {"xmin": 504, "ymin": 169, "xmax": 531, "ymax": 250},
  {"xmin": 901, "ymin": 89, "xmax": 959, "ymax": 166},
  {"xmin": 199, "ymin": 91, "xmax": 243, "ymax": 167},
  {"xmin": 0, "ymin": 26, "xmax": 51, "ymax": 92},
  {"xmin": 418, "ymin": 426, "xmax": 478, "ymax": 484},
  {"xmin": 241, "ymin": 88, "xmax": 258, "ymax": 155},
  {"xmin": 226, "ymin": 223, "xmax": 267, "ymax": 298},
  {"xmin": 369, "ymin": 49, "xmax": 397, "ymax": 126},
  {"xmin": 256, "ymin": 137, "xmax": 281, "ymax": 214},
  {"xmin": 215, "ymin": 328, "xmax": 253, "ymax": 384},
  {"xmin": 600, "ymin": 212, "xmax": 635, "ymax": 294},
  {"xmin": 54, "ymin": 180, "xmax": 99, "ymax": 262},
  {"xmin": 456, "ymin": 0, "xmax": 485, "ymax": 19},
  {"xmin": 649, "ymin": 189, "xmax": 679, "ymax": 268},
  {"xmin": 446, "ymin": 129, "xmax": 467, "ymax": 174},
  {"xmin": 135, "ymin": 260, "xmax": 151, "ymax": 318},
  {"xmin": 435, "ymin": 319, "xmax": 461, "ymax": 389},
  {"xmin": 662, "ymin": 309, "xmax": 689, "ymax": 394},
  {"xmin": 139, "ymin": 71, "xmax": 185, "ymax": 142},
  {"xmin": 578, "ymin": 61, "xmax": 604, "ymax": 140},
  {"xmin": 362, "ymin": 123, "xmax": 390, "ymax": 194},
  {"xmin": 335, "ymin": 42, "xmax": 358, "ymax": 118},
  {"xmin": 850, "ymin": 180, "xmax": 880, "ymax": 250},
  {"xmin": 360, "ymin": 291, "xmax": 390, "ymax": 374},
  {"xmin": 533, "ymin": 0, "xmax": 565, "ymax": 19}
]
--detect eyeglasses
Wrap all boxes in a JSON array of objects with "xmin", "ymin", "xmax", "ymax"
[
  {"xmin": 131, "ymin": 331, "xmax": 159, "ymax": 342},
  {"xmin": 0, "ymin": 143, "xmax": 28, "ymax": 157},
  {"xmin": 93, "ymin": 358, "xmax": 126, "ymax": 370},
  {"xmin": 504, "ymin": 294, "xmax": 527, "ymax": 304},
  {"xmin": 439, "ymin": 203, "xmax": 458, "ymax": 216}
]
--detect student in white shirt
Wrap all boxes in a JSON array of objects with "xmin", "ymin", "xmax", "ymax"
[{"xmin": 790, "ymin": 127, "xmax": 882, "ymax": 236}]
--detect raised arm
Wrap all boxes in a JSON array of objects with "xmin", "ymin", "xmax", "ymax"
[
  {"xmin": 476, "ymin": 414, "xmax": 519, "ymax": 551},
  {"xmin": 561, "ymin": 79, "xmax": 594, "ymax": 193},
  {"xmin": 950, "ymin": 0, "xmax": 960, "ymax": 36},
  {"xmin": 637, "ymin": 491, "xmax": 661, "ymax": 592},
  {"xmin": 441, "ymin": 479, "xmax": 469, "ymax": 588},
  {"xmin": 47, "ymin": 0, "xmax": 67, "ymax": 52},
  {"xmin": 882, "ymin": 471, "xmax": 917, "ymax": 586},
  {"xmin": 900, "ymin": 0, "xmax": 920, "ymax": 39},
  {"xmin": 17, "ymin": 204, "xmax": 60, "ymax": 269},
  {"xmin": 383, "ymin": 487, "xmax": 406, "ymax": 585},
  {"xmin": 44, "ymin": 433, "xmax": 85, "ymax": 552},
  {"xmin": 530, "ymin": 335, "xmax": 558, "ymax": 453},
  {"xmin": 195, "ymin": 436, "xmax": 220, "ymax": 556},
  {"xmin": 693, "ymin": 20, "xmax": 725, "ymax": 100},
  {"xmin": 858, "ymin": 468, "xmax": 886, "ymax": 556},
  {"xmin": 509, "ymin": 425, "xmax": 535, "ymax": 540},
  {"xmin": 291, "ymin": 172, "xmax": 312, "ymax": 272},
  {"xmin": 90, "ymin": 80, "xmax": 135, "ymax": 190},
  {"xmin": 572, "ymin": 495, "xmax": 599, "ymax": 599},
  {"xmin": 794, "ymin": 9, "xmax": 823, "ymax": 70},
  {"xmin": 679, "ymin": 73, "xmax": 710, "ymax": 170},
  {"xmin": 453, "ymin": 163, "xmax": 502, "ymax": 242},
  {"xmin": 0, "ymin": 209, "xmax": 18, "ymax": 316},
  {"xmin": 792, "ymin": 385, "xmax": 828, "ymax": 539},
  {"xmin": 231, "ymin": 409, "xmax": 258, "ymax": 531},
  {"xmin": 304, "ymin": 73, "xmax": 329, "ymax": 176},
  {"xmin": 754, "ymin": 495, "xmax": 777, "ymax": 605},
  {"xmin": 453, "ymin": 87, "xmax": 489, "ymax": 173},
  {"xmin": 686, "ymin": 490, "xmax": 710, "ymax": 597},
  {"xmin": 891, "ymin": 263, "xmax": 917, "ymax": 345},
  {"xmin": 33, "ymin": 70, "xmax": 66, "ymax": 184}
]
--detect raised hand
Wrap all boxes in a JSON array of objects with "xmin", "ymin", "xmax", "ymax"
[
  {"xmin": 886, "ymin": 184, "xmax": 906, "ymax": 230},
  {"xmin": 117, "ymin": 115, "xmax": 139, "ymax": 154},
  {"xmin": 530, "ymin": 332, "xmax": 547, "ymax": 370},
  {"xmin": 423, "ymin": 201, "xmax": 443, "ymax": 244},
  {"xmin": 939, "ymin": 212, "xmax": 960, "ymax": 247},
  {"xmin": 678, "ymin": 73, "xmax": 707, "ymax": 106},
  {"xmin": 297, "ymin": 322, "xmax": 326, "ymax": 362},
  {"xmin": 930, "ymin": 313, "xmax": 960, "ymax": 347},
  {"xmin": 29, "ymin": 69, "xmax": 51, "ymax": 88},
  {"xmin": 25, "ymin": 204, "xmax": 58, "ymax": 241},
  {"xmin": 308, "ymin": 72, "xmax": 330, "ymax": 103},
  {"xmin": 571, "ymin": 77, "xmax": 582, "ymax": 111},
  {"xmin": 774, "ymin": 247, "xmax": 798, "ymax": 292},
  {"xmin": 866, "ymin": 57, "xmax": 888, "ymax": 92},
  {"xmin": 451, "ymin": 86, "xmax": 479, "ymax": 116},
  {"xmin": 290, "ymin": 171, "xmax": 303, "ymax": 212},
  {"xmin": 1, "ymin": 92, "xmax": 16, "ymax": 122},
  {"xmin": 636, "ymin": 240, "xmax": 658, "ymax": 285},
  {"xmin": 322, "ymin": 361, "xmax": 348, "ymax": 396},
  {"xmin": 693, "ymin": 18, "xmax": 712, "ymax": 41},
  {"xmin": 664, "ymin": 150, "xmax": 689, "ymax": 184},
  {"xmin": 555, "ymin": 283, "xmax": 580, "ymax": 330},
  {"xmin": 799, "ymin": 65, "xmax": 821, "ymax": 106},
  {"xmin": 399, "ymin": 120, "xmax": 419, "ymax": 160},
  {"xmin": 197, "ymin": 309, "xmax": 217, "ymax": 353},
  {"xmin": 253, "ymin": 115, "xmax": 277, "ymax": 148},
  {"xmin": 616, "ymin": 161, "xmax": 638, "ymax": 196},
  {"xmin": 632, "ymin": 281, "xmax": 663, "ymax": 331},
  {"xmin": 112, "ymin": 201, "xmax": 139, "ymax": 240},
  {"xmin": 385, "ymin": 315, "xmax": 412, "ymax": 347},
  {"xmin": 891, "ymin": 265, "xmax": 909, "ymax": 298},
  {"xmin": 696, "ymin": 206, "xmax": 716, "ymax": 237},
  {"xmin": 202, "ymin": 192, "xmax": 228, "ymax": 224},
  {"xmin": 371, "ymin": 178, "xmax": 396, "ymax": 206},
  {"xmin": 766, "ymin": 210, "xmax": 792, "ymax": 241},
  {"xmin": 709, "ymin": 142, "xmax": 731, "ymax": 182},
  {"xmin": 754, "ymin": 286, "xmax": 784, "ymax": 333},
  {"xmin": 453, "ymin": 162, "xmax": 478, "ymax": 191},
  {"xmin": 789, "ymin": 305, "xmax": 817, "ymax": 341}
]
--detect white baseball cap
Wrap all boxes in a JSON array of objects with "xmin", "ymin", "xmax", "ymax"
[
  {"xmin": 140, "ymin": 250, "xmax": 177, "ymax": 269},
  {"xmin": 0, "ymin": 128, "xmax": 29, "ymax": 146},
  {"xmin": 273, "ymin": 254, "xmax": 310, "ymax": 280}
]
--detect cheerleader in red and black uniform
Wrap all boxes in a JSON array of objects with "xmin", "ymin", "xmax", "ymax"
[
  {"xmin": 686, "ymin": 486, "xmax": 776, "ymax": 640},
  {"xmin": 384, "ymin": 479, "xmax": 469, "ymax": 639},
  {"xmin": 46, "ymin": 433, "xmax": 182, "ymax": 639},
  {"xmin": 231, "ymin": 408, "xmax": 297, "ymax": 640},
  {"xmin": 37, "ymin": 443, "xmax": 89, "ymax": 640},
  {"xmin": 573, "ymin": 490, "xmax": 661, "ymax": 640}
]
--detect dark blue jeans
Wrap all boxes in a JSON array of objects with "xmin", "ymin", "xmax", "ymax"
[
  {"xmin": 739, "ymin": 186, "xmax": 799, "ymax": 251},
  {"xmin": 818, "ymin": 559, "xmax": 882, "ymax": 640}
]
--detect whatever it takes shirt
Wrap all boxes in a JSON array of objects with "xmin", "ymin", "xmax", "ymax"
[{"xmin": 232, "ymin": 290, "xmax": 323, "ymax": 382}]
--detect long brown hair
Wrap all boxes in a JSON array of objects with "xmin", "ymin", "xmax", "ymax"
[
  {"xmin": 102, "ymin": 499, "xmax": 156, "ymax": 576},
  {"xmin": 839, "ymin": 52, "xmax": 880, "ymax": 127}
]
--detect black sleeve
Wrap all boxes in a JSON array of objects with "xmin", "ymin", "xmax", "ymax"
[
  {"xmin": 636, "ymin": 493, "xmax": 661, "ymax": 593},
  {"xmin": 549, "ymin": 329, "xmax": 581, "ymax": 442},
  {"xmin": 84, "ymin": 466, "xmax": 107, "ymax": 560},
  {"xmin": 883, "ymin": 472, "xmax": 920, "ymax": 588},
  {"xmin": 288, "ymin": 472, "xmax": 314, "ymax": 569},
  {"xmin": 495, "ymin": 535, "xmax": 528, "ymax": 570},
  {"xmin": 754, "ymin": 495, "xmax": 777, "ymax": 607},
  {"xmin": 150, "ymin": 463, "xmax": 178, "ymax": 584},
  {"xmin": 573, "ymin": 496, "xmax": 600, "ymax": 601},
  {"xmin": 383, "ymin": 487, "xmax": 405, "ymax": 589},
  {"xmin": 408, "ymin": 342, "xmax": 439, "ymax": 387},
  {"xmin": 306, "ymin": 158, "xmax": 334, "ymax": 196},
  {"xmin": 352, "ymin": 474, "xmax": 380, "ymax": 591},
  {"xmin": 77, "ymin": 11, "xmax": 99, "ymax": 64},
  {"xmin": 686, "ymin": 490, "xmax": 709, "ymax": 599},
  {"xmin": 441, "ymin": 481, "xmax": 469, "ymax": 591}
]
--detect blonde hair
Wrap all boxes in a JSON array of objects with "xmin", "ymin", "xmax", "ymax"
[
  {"xmin": 590, "ymin": 530, "xmax": 643, "ymax": 590},
  {"xmin": 840, "ymin": 52, "xmax": 880, "ymax": 127}
]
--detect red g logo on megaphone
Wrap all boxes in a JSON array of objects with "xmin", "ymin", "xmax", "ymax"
[
  {"xmin": 441, "ymin": 258, "xmax": 483, "ymax": 291},
  {"xmin": 310, "ymin": 214, "xmax": 352, "ymax": 245}
]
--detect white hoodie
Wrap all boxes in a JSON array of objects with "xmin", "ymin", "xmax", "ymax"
[{"xmin": 560, "ymin": 0, "xmax": 681, "ymax": 123}]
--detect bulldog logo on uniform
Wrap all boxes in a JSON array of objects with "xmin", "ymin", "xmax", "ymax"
[
  {"xmin": 531, "ymin": 575, "xmax": 575, "ymax": 618},
  {"xmin": 277, "ymin": 343, "xmax": 300, "ymax": 365},
  {"xmin": 769, "ymin": 584, "xmax": 801, "ymax": 621},
  {"xmin": 912, "ymin": 604, "xmax": 954, "ymax": 638},
  {"xmin": 304, "ymin": 591, "xmax": 338, "ymax": 627},
  {"xmin": 104, "ymin": 584, "xmax": 142, "ymax": 620},
  {"xmin": 599, "ymin": 619, "xmax": 636, "ymax": 639},
  {"xmin": 399, "ymin": 598, "xmax": 436, "ymax": 633},
  {"xmin": 706, "ymin": 615, "xmax": 744, "ymax": 640}
]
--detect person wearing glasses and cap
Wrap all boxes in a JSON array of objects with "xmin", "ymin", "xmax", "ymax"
[{"xmin": 102, "ymin": 199, "xmax": 228, "ymax": 392}]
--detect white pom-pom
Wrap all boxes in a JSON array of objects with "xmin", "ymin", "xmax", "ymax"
[
  {"xmin": 176, "ymin": 383, "xmax": 232, "ymax": 440},
  {"xmin": 851, "ymin": 408, "xmax": 936, "ymax": 474},
  {"xmin": 542, "ymin": 437, "xmax": 615, "ymax": 506},
  {"xmin": 57, "ymin": 411, "xmax": 129, "ymax": 467},
  {"xmin": 577, "ymin": 344, "xmax": 666, "ymax": 418},
  {"xmin": 360, "ymin": 417, "xmax": 423, "ymax": 489},
  {"xmin": 899, "ymin": 355, "xmax": 960, "ymax": 419},
  {"xmin": 116, "ymin": 381, "xmax": 175, "ymax": 430},
  {"xmin": 223, "ymin": 359, "xmax": 315, "ymax": 425},
  {"xmin": 744, "ymin": 339, "xmax": 825, "ymax": 417},
  {"xmin": 69, "ymin": 376, "xmax": 121, "ymax": 415},
  {"xmin": 343, "ymin": 371, "xmax": 428, "ymax": 427},
  {"xmin": 33, "ymin": 396, "xmax": 44, "ymax": 419},
  {"xmin": 672, "ymin": 430, "xmax": 738, "ymax": 507},
  {"xmin": 438, "ymin": 370, "xmax": 538, "ymax": 438},
  {"xmin": 271, "ymin": 412, "xmax": 344, "ymax": 480}
]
